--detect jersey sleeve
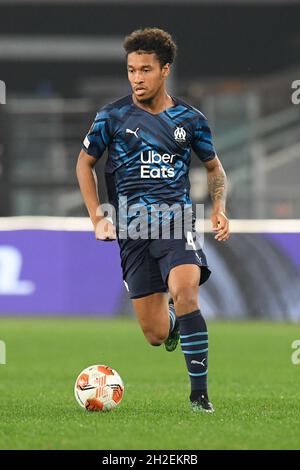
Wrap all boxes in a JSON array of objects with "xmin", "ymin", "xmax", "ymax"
[
  {"xmin": 82, "ymin": 107, "xmax": 111, "ymax": 159},
  {"xmin": 191, "ymin": 115, "xmax": 217, "ymax": 162}
]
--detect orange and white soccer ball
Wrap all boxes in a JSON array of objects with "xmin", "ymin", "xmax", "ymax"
[{"xmin": 74, "ymin": 365, "xmax": 124, "ymax": 412}]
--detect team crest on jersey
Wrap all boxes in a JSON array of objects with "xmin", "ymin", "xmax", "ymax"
[{"xmin": 174, "ymin": 127, "xmax": 186, "ymax": 142}]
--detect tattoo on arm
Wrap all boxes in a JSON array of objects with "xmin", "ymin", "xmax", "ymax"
[{"xmin": 208, "ymin": 172, "xmax": 227, "ymax": 202}]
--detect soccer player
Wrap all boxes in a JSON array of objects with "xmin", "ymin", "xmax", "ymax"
[{"xmin": 76, "ymin": 28, "xmax": 229, "ymax": 413}]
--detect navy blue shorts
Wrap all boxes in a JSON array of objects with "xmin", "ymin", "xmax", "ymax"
[{"xmin": 118, "ymin": 233, "xmax": 211, "ymax": 299}]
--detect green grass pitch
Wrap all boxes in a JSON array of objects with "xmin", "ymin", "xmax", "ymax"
[{"xmin": 0, "ymin": 318, "xmax": 299, "ymax": 450}]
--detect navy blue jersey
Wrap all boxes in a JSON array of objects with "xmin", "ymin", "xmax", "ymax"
[{"xmin": 82, "ymin": 94, "xmax": 216, "ymax": 225}]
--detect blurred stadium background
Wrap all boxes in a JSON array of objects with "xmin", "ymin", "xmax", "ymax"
[{"xmin": 0, "ymin": 0, "xmax": 300, "ymax": 320}]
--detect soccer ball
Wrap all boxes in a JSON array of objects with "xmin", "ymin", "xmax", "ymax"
[{"xmin": 74, "ymin": 364, "xmax": 124, "ymax": 412}]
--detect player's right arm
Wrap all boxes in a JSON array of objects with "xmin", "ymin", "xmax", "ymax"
[
  {"xmin": 76, "ymin": 150, "xmax": 116, "ymax": 240},
  {"xmin": 76, "ymin": 109, "xmax": 116, "ymax": 241}
]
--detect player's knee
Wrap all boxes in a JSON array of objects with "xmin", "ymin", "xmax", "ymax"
[
  {"xmin": 145, "ymin": 331, "xmax": 167, "ymax": 347},
  {"xmin": 172, "ymin": 287, "xmax": 198, "ymax": 312},
  {"xmin": 149, "ymin": 339, "xmax": 163, "ymax": 347}
]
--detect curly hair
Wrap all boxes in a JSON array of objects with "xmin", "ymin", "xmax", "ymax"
[{"xmin": 123, "ymin": 27, "xmax": 177, "ymax": 67}]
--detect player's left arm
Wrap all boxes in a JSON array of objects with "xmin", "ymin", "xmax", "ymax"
[{"xmin": 203, "ymin": 156, "xmax": 230, "ymax": 242}]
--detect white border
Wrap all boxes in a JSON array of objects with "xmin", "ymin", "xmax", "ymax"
[{"xmin": 0, "ymin": 217, "xmax": 299, "ymax": 233}]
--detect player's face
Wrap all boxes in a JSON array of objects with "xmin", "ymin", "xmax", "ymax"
[{"xmin": 127, "ymin": 52, "xmax": 170, "ymax": 103}]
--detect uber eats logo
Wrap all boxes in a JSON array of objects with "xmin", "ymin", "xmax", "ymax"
[{"xmin": 140, "ymin": 150, "xmax": 177, "ymax": 178}]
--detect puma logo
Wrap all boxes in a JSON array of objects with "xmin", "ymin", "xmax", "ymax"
[
  {"xmin": 126, "ymin": 127, "xmax": 139, "ymax": 138},
  {"xmin": 191, "ymin": 359, "xmax": 206, "ymax": 366}
]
